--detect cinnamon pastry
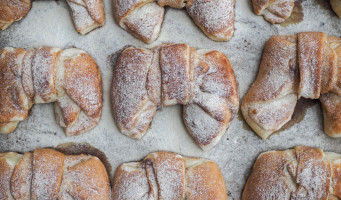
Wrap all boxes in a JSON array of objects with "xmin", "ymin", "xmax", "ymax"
[
  {"xmin": 252, "ymin": 0, "xmax": 341, "ymax": 23},
  {"xmin": 0, "ymin": 0, "xmax": 105, "ymax": 35},
  {"xmin": 0, "ymin": 148, "xmax": 111, "ymax": 200},
  {"xmin": 112, "ymin": 151, "xmax": 228, "ymax": 200},
  {"xmin": 242, "ymin": 146, "xmax": 341, "ymax": 200},
  {"xmin": 241, "ymin": 32, "xmax": 341, "ymax": 139},
  {"xmin": 0, "ymin": 47, "xmax": 103, "ymax": 136},
  {"xmin": 113, "ymin": 0, "xmax": 235, "ymax": 43},
  {"xmin": 111, "ymin": 43, "xmax": 239, "ymax": 150},
  {"xmin": 252, "ymin": 0, "xmax": 295, "ymax": 23}
]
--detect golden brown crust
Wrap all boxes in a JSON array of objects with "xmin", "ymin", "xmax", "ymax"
[
  {"xmin": 242, "ymin": 32, "xmax": 341, "ymax": 139},
  {"xmin": 32, "ymin": 47, "xmax": 61, "ymax": 103},
  {"xmin": 113, "ymin": 0, "xmax": 154, "ymax": 23},
  {"xmin": 0, "ymin": 0, "xmax": 104, "ymax": 34},
  {"xmin": 157, "ymin": 0, "xmax": 185, "ymax": 8},
  {"xmin": 112, "ymin": 162, "xmax": 149, "ymax": 199},
  {"xmin": 333, "ymin": 161, "xmax": 341, "ymax": 198},
  {"xmin": 144, "ymin": 152, "xmax": 186, "ymax": 199},
  {"xmin": 66, "ymin": 0, "xmax": 106, "ymax": 35},
  {"xmin": 242, "ymin": 150, "xmax": 293, "ymax": 200},
  {"xmin": 186, "ymin": 159, "xmax": 228, "ymax": 200},
  {"xmin": 84, "ymin": 0, "xmax": 105, "ymax": 25},
  {"xmin": 0, "ymin": 48, "xmax": 30, "ymax": 124},
  {"xmin": 0, "ymin": 47, "xmax": 103, "ymax": 136},
  {"xmin": 0, "ymin": 152, "xmax": 22, "ymax": 200},
  {"xmin": 0, "ymin": 0, "xmax": 32, "ymax": 30},
  {"xmin": 61, "ymin": 156, "xmax": 111, "ymax": 200},
  {"xmin": 31, "ymin": 148, "xmax": 64, "ymax": 200},
  {"xmin": 0, "ymin": 121, "xmax": 19, "ymax": 134},
  {"xmin": 297, "ymin": 32, "xmax": 325, "ymax": 99},
  {"xmin": 186, "ymin": 0, "xmax": 235, "ymax": 41},
  {"xmin": 160, "ymin": 44, "xmax": 191, "ymax": 105},
  {"xmin": 111, "ymin": 47, "xmax": 155, "ymax": 139},
  {"xmin": 241, "ymin": 36, "xmax": 298, "ymax": 139},
  {"xmin": 10, "ymin": 152, "xmax": 33, "ymax": 200},
  {"xmin": 320, "ymin": 93, "xmax": 341, "ymax": 137},
  {"xmin": 122, "ymin": 3, "xmax": 164, "ymax": 43},
  {"xmin": 113, "ymin": 0, "xmax": 235, "ymax": 43},
  {"xmin": 63, "ymin": 53, "xmax": 102, "ymax": 119},
  {"xmin": 0, "ymin": 149, "xmax": 111, "ymax": 200},
  {"xmin": 111, "ymin": 44, "xmax": 239, "ymax": 150},
  {"xmin": 242, "ymin": 146, "xmax": 338, "ymax": 200},
  {"xmin": 112, "ymin": 151, "xmax": 228, "ymax": 200},
  {"xmin": 252, "ymin": 0, "xmax": 294, "ymax": 24},
  {"xmin": 184, "ymin": 50, "xmax": 239, "ymax": 150}
]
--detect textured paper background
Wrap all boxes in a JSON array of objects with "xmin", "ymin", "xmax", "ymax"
[{"xmin": 0, "ymin": 0, "xmax": 341, "ymax": 199}]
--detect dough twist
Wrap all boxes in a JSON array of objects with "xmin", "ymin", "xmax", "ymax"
[
  {"xmin": 0, "ymin": 47, "xmax": 103, "ymax": 135},
  {"xmin": 111, "ymin": 43, "xmax": 239, "ymax": 150},
  {"xmin": 242, "ymin": 32, "xmax": 341, "ymax": 139}
]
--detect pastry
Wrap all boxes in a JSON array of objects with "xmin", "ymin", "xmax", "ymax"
[
  {"xmin": 252, "ymin": 0, "xmax": 295, "ymax": 23},
  {"xmin": 0, "ymin": 47, "xmax": 103, "ymax": 136},
  {"xmin": 111, "ymin": 43, "xmax": 239, "ymax": 150},
  {"xmin": 241, "ymin": 32, "xmax": 341, "ymax": 139},
  {"xmin": 112, "ymin": 151, "xmax": 228, "ymax": 200},
  {"xmin": 0, "ymin": 148, "xmax": 111, "ymax": 200},
  {"xmin": 113, "ymin": 0, "xmax": 235, "ymax": 43},
  {"xmin": 243, "ymin": 146, "xmax": 341, "ymax": 200},
  {"xmin": 0, "ymin": 0, "xmax": 105, "ymax": 35},
  {"xmin": 252, "ymin": 0, "xmax": 341, "ymax": 23}
]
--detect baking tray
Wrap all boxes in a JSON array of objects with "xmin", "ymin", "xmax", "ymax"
[{"xmin": 1, "ymin": 0, "xmax": 341, "ymax": 199}]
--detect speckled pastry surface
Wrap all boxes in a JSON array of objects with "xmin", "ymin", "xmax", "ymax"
[{"xmin": 0, "ymin": 0, "xmax": 341, "ymax": 199}]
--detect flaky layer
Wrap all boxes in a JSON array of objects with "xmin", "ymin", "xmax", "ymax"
[
  {"xmin": 0, "ymin": 148, "xmax": 111, "ymax": 200},
  {"xmin": 242, "ymin": 146, "xmax": 341, "ymax": 200},
  {"xmin": 111, "ymin": 43, "xmax": 239, "ymax": 150},
  {"xmin": 0, "ymin": 0, "xmax": 105, "ymax": 34},
  {"xmin": 0, "ymin": 47, "xmax": 103, "ymax": 136},
  {"xmin": 241, "ymin": 32, "xmax": 341, "ymax": 139},
  {"xmin": 113, "ymin": 0, "xmax": 235, "ymax": 43},
  {"xmin": 112, "ymin": 151, "xmax": 227, "ymax": 200}
]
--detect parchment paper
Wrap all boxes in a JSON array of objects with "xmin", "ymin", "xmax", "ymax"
[{"xmin": 0, "ymin": 0, "xmax": 341, "ymax": 199}]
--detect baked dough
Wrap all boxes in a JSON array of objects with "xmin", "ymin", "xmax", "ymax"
[
  {"xmin": 113, "ymin": 0, "xmax": 235, "ymax": 43},
  {"xmin": 112, "ymin": 151, "xmax": 228, "ymax": 200},
  {"xmin": 252, "ymin": 0, "xmax": 295, "ymax": 23},
  {"xmin": 0, "ymin": 148, "xmax": 111, "ymax": 200},
  {"xmin": 243, "ymin": 146, "xmax": 341, "ymax": 200},
  {"xmin": 111, "ymin": 43, "xmax": 239, "ymax": 150},
  {"xmin": 253, "ymin": 0, "xmax": 341, "ymax": 23},
  {"xmin": 0, "ymin": 47, "xmax": 103, "ymax": 135},
  {"xmin": 0, "ymin": 0, "xmax": 105, "ymax": 35},
  {"xmin": 242, "ymin": 32, "xmax": 341, "ymax": 139}
]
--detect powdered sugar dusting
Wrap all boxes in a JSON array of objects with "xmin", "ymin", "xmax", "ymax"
[
  {"xmin": 1, "ymin": 0, "xmax": 104, "ymax": 34},
  {"xmin": 123, "ymin": 3, "xmax": 164, "ymax": 43},
  {"xmin": 253, "ymin": 0, "xmax": 294, "ymax": 23},
  {"xmin": 112, "ymin": 44, "xmax": 239, "ymax": 150},
  {"xmin": 186, "ymin": 0, "xmax": 235, "ymax": 40},
  {"xmin": 115, "ymin": 0, "xmax": 235, "ymax": 42},
  {"xmin": 297, "ymin": 32, "xmax": 324, "ymax": 99},
  {"xmin": 160, "ymin": 44, "xmax": 190, "ymax": 105},
  {"xmin": 1, "ymin": 0, "xmax": 341, "ymax": 199},
  {"xmin": 112, "ymin": 152, "xmax": 227, "ymax": 200},
  {"xmin": 244, "ymin": 146, "xmax": 339, "ymax": 200},
  {"xmin": 111, "ymin": 48, "xmax": 154, "ymax": 132},
  {"xmin": 0, "ymin": 47, "xmax": 103, "ymax": 135}
]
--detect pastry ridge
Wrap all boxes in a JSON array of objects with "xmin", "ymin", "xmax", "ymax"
[
  {"xmin": 0, "ymin": 47, "xmax": 103, "ymax": 136},
  {"xmin": 241, "ymin": 32, "xmax": 341, "ymax": 139},
  {"xmin": 111, "ymin": 43, "xmax": 239, "ymax": 150}
]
